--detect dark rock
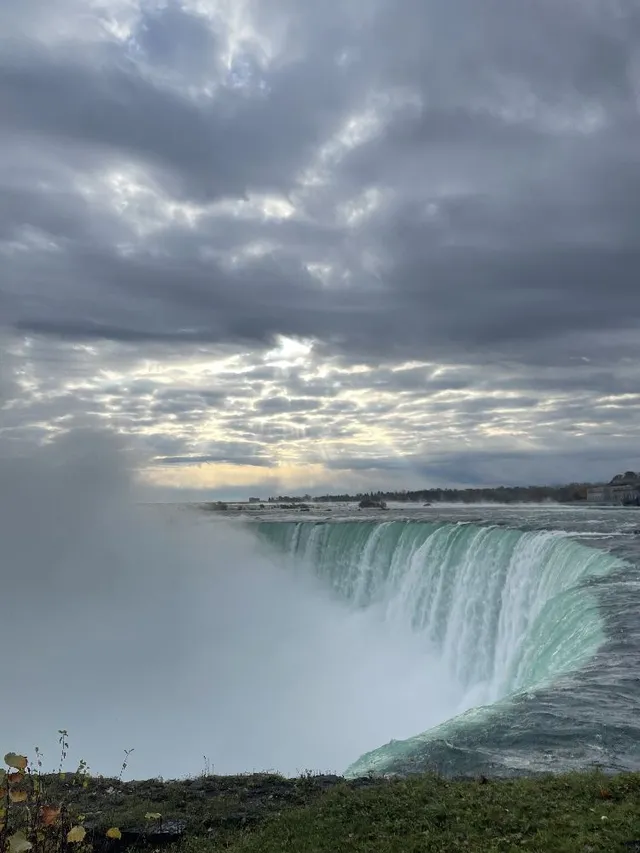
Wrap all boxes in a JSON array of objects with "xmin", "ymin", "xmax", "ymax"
[
  {"xmin": 90, "ymin": 820, "xmax": 187, "ymax": 852},
  {"xmin": 358, "ymin": 499, "xmax": 388, "ymax": 509}
]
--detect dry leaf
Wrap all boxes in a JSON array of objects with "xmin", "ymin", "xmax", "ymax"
[
  {"xmin": 67, "ymin": 826, "xmax": 86, "ymax": 843},
  {"xmin": 4, "ymin": 755, "xmax": 28, "ymax": 771},
  {"xmin": 9, "ymin": 790, "xmax": 28, "ymax": 804},
  {"xmin": 106, "ymin": 828, "xmax": 121, "ymax": 840},
  {"xmin": 8, "ymin": 773, "xmax": 24, "ymax": 785},
  {"xmin": 41, "ymin": 807, "xmax": 61, "ymax": 827}
]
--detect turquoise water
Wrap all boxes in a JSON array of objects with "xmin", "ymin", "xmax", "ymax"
[{"xmin": 255, "ymin": 515, "xmax": 640, "ymax": 777}]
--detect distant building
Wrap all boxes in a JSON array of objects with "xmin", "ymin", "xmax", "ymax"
[
  {"xmin": 248, "ymin": 497, "xmax": 262, "ymax": 503},
  {"xmin": 587, "ymin": 471, "xmax": 640, "ymax": 505}
]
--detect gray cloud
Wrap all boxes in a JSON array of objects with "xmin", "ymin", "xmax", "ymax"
[
  {"xmin": 132, "ymin": 2, "xmax": 221, "ymax": 80},
  {"xmin": 157, "ymin": 454, "xmax": 274, "ymax": 467},
  {"xmin": 256, "ymin": 396, "xmax": 322, "ymax": 414},
  {"xmin": 2, "ymin": 0, "xmax": 640, "ymax": 488}
]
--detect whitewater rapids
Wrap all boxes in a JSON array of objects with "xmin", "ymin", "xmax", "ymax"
[{"xmin": 255, "ymin": 519, "xmax": 627, "ymax": 776}]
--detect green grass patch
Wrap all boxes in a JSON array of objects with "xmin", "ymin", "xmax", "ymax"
[{"xmin": 213, "ymin": 771, "xmax": 640, "ymax": 853}]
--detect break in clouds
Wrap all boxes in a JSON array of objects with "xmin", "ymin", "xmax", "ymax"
[{"xmin": 2, "ymin": 0, "xmax": 640, "ymax": 493}]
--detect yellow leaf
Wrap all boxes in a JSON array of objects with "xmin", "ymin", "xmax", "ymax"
[
  {"xmin": 8, "ymin": 772, "xmax": 24, "ymax": 784},
  {"xmin": 8, "ymin": 832, "xmax": 32, "ymax": 853},
  {"xmin": 67, "ymin": 826, "xmax": 86, "ymax": 843},
  {"xmin": 144, "ymin": 813, "xmax": 162, "ymax": 821},
  {"xmin": 106, "ymin": 828, "xmax": 121, "ymax": 840},
  {"xmin": 4, "ymin": 755, "xmax": 28, "ymax": 771},
  {"xmin": 9, "ymin": 790, "xmax": 28, "ymax": 803}
]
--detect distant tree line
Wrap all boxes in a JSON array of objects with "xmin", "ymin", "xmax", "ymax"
[{"xmin": 306, "ymin": 484, "xmax": 592, "ymax": 504}]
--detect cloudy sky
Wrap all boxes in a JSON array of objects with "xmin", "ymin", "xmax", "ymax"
[{"xmin": 2, "ymin": 0, "xmax": 640, "ymax": 497}]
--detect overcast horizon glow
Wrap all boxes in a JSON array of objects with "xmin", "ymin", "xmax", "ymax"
[{"xmin": 2, "ymin": 0, "xmax": 640, "ymax": 497}]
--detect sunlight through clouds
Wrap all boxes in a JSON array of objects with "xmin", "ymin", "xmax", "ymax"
[{"xmin": 2, "ymin": 0, "xmax": 640, "ymax": 495}]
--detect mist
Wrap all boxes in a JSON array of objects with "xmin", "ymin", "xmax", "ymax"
[{"xmin": 0, "ymin": 427, "xmax": 462, "ymax": 779}]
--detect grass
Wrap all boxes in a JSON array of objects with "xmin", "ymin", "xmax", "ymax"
[
  {"xmin": 3, "ymin": 744, "xmax": 640, "ymax": 853},
  {"xmin": 216, "ymin": 771, "xmax": 640, "ymax": 853},
  {"xmin": 27, "ymin": 770, "xmax": 640, "ymax": 853}
]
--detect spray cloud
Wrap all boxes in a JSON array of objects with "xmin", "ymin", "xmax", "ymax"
[{"xmin": 0, "ymin": 426, "xmax": 453, "ymax": 778}]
